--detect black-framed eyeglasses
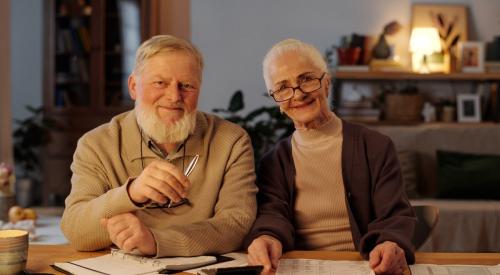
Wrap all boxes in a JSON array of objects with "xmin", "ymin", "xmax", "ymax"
[
  {"xmin": 139, "ymin": 129, "xmax": 197, "ymax": 209},
  {"xmin": 269, "ymin": 73, "xmax": 326, "ymax": 102}
]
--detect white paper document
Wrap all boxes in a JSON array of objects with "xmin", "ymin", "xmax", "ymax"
[
  {"xmin": 54, "ymin": 248, "xmax": 216, "ymax": 275},
  {"xmin": 410, "ymin": 264, "xmax": 500, "ymax": 275},
  {"xmin": 276, "ymin": 259, "xmax": 375, "ymax": 275}
]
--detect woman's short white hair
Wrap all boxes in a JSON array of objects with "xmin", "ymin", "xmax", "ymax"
[
  {"xmin": 263, "ymin": 39, "xmax": 328, "ymax": 87},
  {"xmin": 133, "ymin": 35, "xmax": 204, "ymax": 75}
]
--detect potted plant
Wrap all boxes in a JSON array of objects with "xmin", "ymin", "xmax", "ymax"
[
  {"xmin": 213, "ymin": 90, "xmax": 294, "ymax": 163},
  {"xmin": 13, "ymin": 106, "xmax": 56, "ymax": 206}
]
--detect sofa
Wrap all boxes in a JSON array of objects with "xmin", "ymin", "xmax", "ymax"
[{"xmin": 371, "ymin": 123, "xmax": 500, "ymax": 252}]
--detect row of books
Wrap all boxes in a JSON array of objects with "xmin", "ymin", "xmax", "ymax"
[
  {"xmin": 56, "ymin": 56, "xmax": 89, "ymax": 83},
  {"xmin": 56, "ymin": 26, "xmax": 91, "ymax": 54},
  {"xmin": 336, "ymin": 101, "xmax": 381, "ymax": 122},
  {"xmin": 336, "ymin": 59, "xmax": 408, "ymax": 73}
]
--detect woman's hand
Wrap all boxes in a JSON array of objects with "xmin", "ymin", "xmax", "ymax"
[
  {"xmin": 247, "ymin": 235, "xmax": 283, "ymax": 275},
  {"xmin": 369, "ymin": 241, "xmax": 407, "ymax": 275}
]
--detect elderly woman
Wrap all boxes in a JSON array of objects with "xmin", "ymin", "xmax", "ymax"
[{"xmin": 244, "ymin": 39, "xmax": 416, "ymax": 275}]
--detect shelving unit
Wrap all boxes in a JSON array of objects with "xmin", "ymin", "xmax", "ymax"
[
  {"xmin": 41, "ymin": 0, "xmax": 148, "ymax": 205},
  {"xmin": 331, "ymin": 70, "xmax": 500, "ymax": 124},
  {"xmin": 333, "ymin": 71, "xmax": 500, "ymax": 81}
]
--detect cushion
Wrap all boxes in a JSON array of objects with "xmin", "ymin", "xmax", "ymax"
[
  {"xmin": 437, "ymin": 150, "xmax": 500, "ymax": 199},
  {"xmin": 397, "ymin": 150, "xmax": 419, "ymax": 198}
]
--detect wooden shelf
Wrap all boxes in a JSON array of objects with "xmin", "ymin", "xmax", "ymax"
[{"xmin": 332, "ymin": 71, "xmax": 500, "ymax": 81}]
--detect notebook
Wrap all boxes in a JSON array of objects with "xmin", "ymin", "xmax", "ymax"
[{"xmin": 53, "ymin": 248, "xmax": 218, "ymax": 275}]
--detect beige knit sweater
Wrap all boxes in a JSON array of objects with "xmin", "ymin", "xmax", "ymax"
[
  {"xmin": 292, "ymin": 114, "xmax": 355, "ymax": 251},
  {"xmin": 60, "ymin": 110, "xmax": 257, "ymax": 257}
]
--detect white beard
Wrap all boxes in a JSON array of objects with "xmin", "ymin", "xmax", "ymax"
[{"xmin": 135, "ymin": 101, "xmax": 197, "ymax": 144}]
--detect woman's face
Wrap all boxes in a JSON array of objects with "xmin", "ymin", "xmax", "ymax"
[{"xmin": 266, "ymin": 51, "xmax": 330, "ymax": 128}]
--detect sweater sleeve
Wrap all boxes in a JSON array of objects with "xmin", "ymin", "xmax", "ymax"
[
  {"xmin": 243, "ymin": 141, "xmax": 296, "ymax": 251},
  {"xmin": 150, "ymin": 133, "xmax": 258, "ymax": 257},
  {"xmin": 60, "ymin": 136, "xmax": 141, "ymax": 251},
  {"xmin": 358, "ymin": 137, "xmax": 416, "ymax": 264}
]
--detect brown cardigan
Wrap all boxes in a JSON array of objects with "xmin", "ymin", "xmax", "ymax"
[{"xmin": 244, "ymin": 120, "xmax": 416, "ymax": 264}]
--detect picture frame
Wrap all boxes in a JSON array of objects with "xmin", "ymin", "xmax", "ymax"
[
  {"xmin": 457, "ymin": 94, "xmax": 481, "ymax": 122},
  {"xmin": 458, "ymin": 41, "xmax": 485, "ymax": 73},
  {"xmin": 411, "ymin": 4, "xmax": 468, "ymax": 72}
]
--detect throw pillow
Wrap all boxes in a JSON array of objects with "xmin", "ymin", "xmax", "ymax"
[
  {"xmin": 437, "ymin": 150, "xmax": 500, "ymax": 199},
  {"xmin": 397, "ymin": 150, "xmax": 419, "ymax": 198}
]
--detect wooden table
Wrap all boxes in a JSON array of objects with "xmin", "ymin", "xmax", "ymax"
[{"xmin": 27, "ymin": 244, "xmax": 500, "ymax": 274}]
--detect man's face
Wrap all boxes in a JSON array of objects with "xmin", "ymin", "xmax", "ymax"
[
  {"xmin": 129, "ymin": 51, "xmax": 201, "ymax": 126},
  {"xmin": 266, "ymin": 51, "xmax": 329, "ymax": 126}
]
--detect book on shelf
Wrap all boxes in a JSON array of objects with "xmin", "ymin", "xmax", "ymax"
[
  {"xmin": 337, "ymin": 107, "xmax": 380, "ymax": 117},
  {"xmin": 340, "ymin": 100, "xmax": 373, "ymax": 109},
  {"xmin": 485, "ymin": 62, "xmax": 500, "ymax": 73},
  {"xmin": 340, "ymin": 115, "xmax": 380, "ymax": 122},
  {"xmin": 336, "ymin": 65, "xmax": 370, "ymax": 72},
  {"xmin": 78, "ymin": 26, "xmax": 91, "ymax": 52},
  {"xmin": 337, "ymin": 106, "xmax": 380, "ymax": 123},
  {"xmin": 369, "ymin": 59, "xmax": 408, "ymax": 72}
]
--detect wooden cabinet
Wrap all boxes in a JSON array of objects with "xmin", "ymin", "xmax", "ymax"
[
  {"xmin": 42, "ymin": 0, "xmax": 191, "ymax": 206},
  {"xmin": 41, "ymin": 0, "xmax": 150, "ymax": 205},
  {"xmin": 331, "ymin": 71, "xmax": 500, "ymax": 124}
]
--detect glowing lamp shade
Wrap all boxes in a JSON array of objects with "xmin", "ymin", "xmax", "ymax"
[{"xmin": 409, "ymin": 28, "xmax": 442, "ymax": 73}]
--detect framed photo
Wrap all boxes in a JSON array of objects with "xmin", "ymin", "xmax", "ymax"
[
  {"xmin": 457, "ymin": 94, "xmax": 481, "ymax": 122},
  {"xmin": 411, "ymin": 4, "xmax": 468, "ymax": 72},
  {"xmin": 458, "ymin": 41, "xmax": 485, "ymax": 73}
]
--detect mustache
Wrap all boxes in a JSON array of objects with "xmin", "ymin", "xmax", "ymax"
[{"xmin": 156, "ymin": 103, "xmax": 185, "ymax": 109}]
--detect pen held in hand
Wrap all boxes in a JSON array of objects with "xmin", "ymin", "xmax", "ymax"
[
  {"xmin": 184, "ymin": 154, "xmax": 199, "ymax": 177},
  {"xmin": 145, "ymin": 154, "xmax": 199, "ymax": 209}
]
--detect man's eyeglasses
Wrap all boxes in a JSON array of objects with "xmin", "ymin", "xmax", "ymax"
[
  {"xmin": 139, "ymin": 129, "xmax": 199, "ymax": 209},
  {"xmin": 269, "ymin": 73, "xmax": 326, "ymax": 102},
  {"xmin": 144, "ymin": 154, "xmax": 199, "ymax": 209}
]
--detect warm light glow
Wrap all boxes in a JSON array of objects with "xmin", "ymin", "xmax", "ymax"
[
  {"xmin": 409, "ymin": 28, "xmax": 442, "ymax": 73},
  {"xmin": 409, "ymin": 28, "xmax": 442, "ymax": 54}
]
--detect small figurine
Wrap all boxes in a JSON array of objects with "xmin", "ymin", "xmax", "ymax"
[{"xmin": 422, "ymin": 102, "xmax": 437, "ymax": 122}]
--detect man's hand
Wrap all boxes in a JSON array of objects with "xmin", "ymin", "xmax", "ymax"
[
  {"xmin": 247, "ymin": 235, "xmax": 283, "ymax": 275},
  {"xmin": 128, "ymin": 160, "xmax": 190, "ymax": 205},
  {"xmin": 100, "ymin": 213, "xmax": 156, "ymax": 256},
  {"xmin": 369, "ymin": 241, "xmax": 407, "ymax": 275}
]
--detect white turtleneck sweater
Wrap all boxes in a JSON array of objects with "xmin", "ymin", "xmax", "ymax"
[{"xmin": 292, "ymin": 113, "xmax": 355, "ymax": 251}]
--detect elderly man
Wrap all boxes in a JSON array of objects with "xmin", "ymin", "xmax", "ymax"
[
  {"xmin": 244, "ymin": 39, "xmax": 415, "ymax": 275},
  {"xmin": 61, "ymin": 35, "xmax": 257, "ymax": 257}
]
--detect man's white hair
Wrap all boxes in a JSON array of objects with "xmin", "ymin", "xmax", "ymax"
[
  {"xmin": 262, "ymin": 39, "xmax": 328, "ymax": 88},
  {"xmin": 133, "ymin": 34, "xmax": 204, "ymax": 76}
]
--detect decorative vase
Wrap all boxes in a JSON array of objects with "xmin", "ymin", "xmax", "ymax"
[
  {"xmin": 16, "ymin": 178, "xmax": 34, "ymax": 208},
  {"xmin": 372, "ymin": 34, "xmax": 391, "ymax": 59}
]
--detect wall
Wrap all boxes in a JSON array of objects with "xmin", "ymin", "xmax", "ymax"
[
  {"xmin": 10, "ymin": 0, "xmax": 43, "ymax": 121},
  {"xmin": 191, "ymin": 0, "xmax": 500, "ymax": 114},
  {"xmin": 7, "ymin": 0, "xmax": 500, "ymax": 118}
]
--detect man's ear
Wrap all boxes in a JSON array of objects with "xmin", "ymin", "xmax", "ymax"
[{"xmin": 128, "ymin": 74, "xmax": 137, "ymax": 100}]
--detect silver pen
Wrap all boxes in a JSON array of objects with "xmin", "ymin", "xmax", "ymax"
[
  {"xmin": 146, "ymin": 154, "xmax": 199, "ymax": 209},
  {"xmin": 184, "ymin": 154, "xmax": 199, "ymax": 177}
]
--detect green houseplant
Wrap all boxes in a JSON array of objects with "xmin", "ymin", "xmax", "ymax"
[
  {"xmin": 213, "ymin": 90, "xmax": 294, "ymax": 163},
  {"xmin": 13, "ymin": 106, "xmax": 56, "ymax": 206}
]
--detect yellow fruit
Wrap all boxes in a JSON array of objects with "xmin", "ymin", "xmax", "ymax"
[
  {"xmin": 23, "ymin": 208, "xmax": 37, "ymax": 220},
  {"xmin": 8, "ymin": 206, "xmax": 25, "ymax": 223}
]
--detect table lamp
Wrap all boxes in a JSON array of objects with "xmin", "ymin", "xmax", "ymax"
[{"xmin": 409, "ymin": 27, "xmax": 442, "ymax": 73}]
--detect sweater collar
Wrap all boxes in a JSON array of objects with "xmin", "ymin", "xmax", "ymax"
[
  {"xmin": 122, "ymin": 110, "xmax": 207, "ymax": 163},
  {"xmin": 293, "ymin": 112, "xmax": 342, "ymax": 146}
]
